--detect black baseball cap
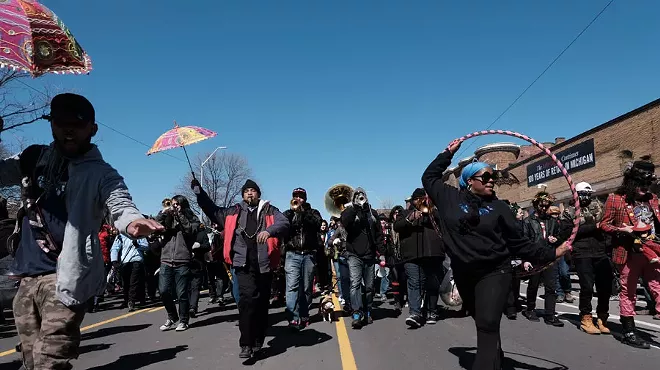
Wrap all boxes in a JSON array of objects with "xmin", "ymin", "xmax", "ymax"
[{"xmin": 49, "ymin": 93, "xmax": 95, "ymax": 123}]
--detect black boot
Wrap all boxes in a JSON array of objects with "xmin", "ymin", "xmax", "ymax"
[
  {"xmin": 620, "ymin": 316, "xmax": 650, "ymax": 349},
  {"xmin": 239, "ymin": 346, "xmax": 253, "ymax": 358}
]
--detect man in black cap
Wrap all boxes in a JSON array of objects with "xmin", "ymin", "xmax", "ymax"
[
  {"xmin": 1, "ymin": 93, "xmax": 163, "ymax": 369},
  {"xmin": 393, "ymin": 188, "xmax": 446, "ymax": 328},
  {"xmin": 282, "ymin": 187, "xmax": 323, "ymax": 329},
  {"xmin": 192, "ymin": 178, "xmax": 289, "ymax": 358}
]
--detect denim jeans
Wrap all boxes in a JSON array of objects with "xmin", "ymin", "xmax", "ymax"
[
  {"xmin": 159, "ymin": 263, "xmax": 192, "ymax": 324},
  {"xmin": 338, "ymin": 257, "xmax": 351, "ymax": 306},
  {"xmin": 333, "ymin": 260, "xmax": 343, "ymax": 299},
  {"xmin": 284, "ymin": 251, "xmax": 316, "ymax": 321},
  {"xmin": 556, "ymin": 255, "xmax": 572, "ymax": 296},
  {"xmin": 347, "ymin": 255, "xmax": 376, "ymax": 313},
  {"xmin": 231, "ymin": 267, "xmax": 239, "ymax": 305},
  {"xmin": 404, "ymin": 258, "xmax": 445, "ymax": 316},
  {"xmin": 380, "ymin": 273, "xmax": 390, "ymax": 295}
]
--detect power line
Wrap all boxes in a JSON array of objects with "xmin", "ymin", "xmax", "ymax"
[
  {"xmin": 11, "ymin": 77, "xmax": 186, "ymax": 163},
  {"xmin": 454, "ymin": 0, "xmax": 615, "ymax": 159}
]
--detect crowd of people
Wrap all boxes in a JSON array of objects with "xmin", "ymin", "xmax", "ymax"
[{"xmin": 0, "ymin": 93, "xmax": 659, "ymax": 370}]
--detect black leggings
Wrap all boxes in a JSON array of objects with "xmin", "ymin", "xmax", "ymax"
[{"xmin": 453, "ymin": 266, "xmax": 512, "ymax": 370}]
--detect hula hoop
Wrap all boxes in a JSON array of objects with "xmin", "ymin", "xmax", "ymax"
[{"xmin": 448, "ymin": 130, "xmax": 580, "ymax": 278}]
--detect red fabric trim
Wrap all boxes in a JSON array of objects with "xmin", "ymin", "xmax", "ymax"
[
  {"xmin": 223, "ymin": 214, "xmax": 238, "ymax": 265},
  {"xmin": 265, "ymin": 214, "xmax": 280, "ymax": 269}
]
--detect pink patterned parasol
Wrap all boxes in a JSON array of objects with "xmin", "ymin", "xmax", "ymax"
[
  {"xmin": 0, "ymin": 0, "xmax": 92, "ymax": 76},
  {"xmin": 147, "ymin": 121, "xmax": 217, "ymax": 178}
]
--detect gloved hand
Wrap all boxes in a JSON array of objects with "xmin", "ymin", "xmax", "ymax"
[{"xmin": 191, "ymin": 179, "xmax": 201, "ymax": 195}]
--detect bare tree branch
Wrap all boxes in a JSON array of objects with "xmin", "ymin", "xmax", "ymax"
[
  {"xmin": 177, "ymin": 151, "xmax": 253, "ymax": 224},
  {"xmin": 0, "ymin": 70, "xmax": 51, "ymax": 137},
  {"xmin": 379, "ymin": 198, "xmax": 395, "ymax": 210}
]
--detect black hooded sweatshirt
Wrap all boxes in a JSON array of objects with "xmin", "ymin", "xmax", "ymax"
[
  {"xmin": 421, "ymin": 150, "xmax": 556, "ymax": 272},
  {"xmin": 340, "ymin": 205, "xmax": 385, "ymax": 259}
]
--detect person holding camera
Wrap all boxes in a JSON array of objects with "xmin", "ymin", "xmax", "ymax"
[
  {"xmin": 340, "ymin": 187, "xmax": 386, "ymax": 329},
  {"xmin": 154, "ymin": 195, "xmax": 201, "ymax": 332}
]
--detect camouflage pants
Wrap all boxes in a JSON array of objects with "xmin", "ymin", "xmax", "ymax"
[{"xmin": 13, "ymin": 274, "xmax": 86, "ymax": 370}]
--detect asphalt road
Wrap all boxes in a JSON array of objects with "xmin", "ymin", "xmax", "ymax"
[{"xmin": 0, "ymin": 282, "xmax": 659, "ymax": 370}]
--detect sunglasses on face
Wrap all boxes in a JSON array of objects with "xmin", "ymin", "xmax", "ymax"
[{"xmin": 471, "ymin": 172, "xmax": 495, "ymax": 183}]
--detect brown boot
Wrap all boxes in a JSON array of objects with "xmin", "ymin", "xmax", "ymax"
[
  {"xmin": 580, "ymin": 314, "xmax": 601, "ymax": 335},
  {"xmin": 596, "ymin": 314, "xmax": 611, "ymax": 334}
]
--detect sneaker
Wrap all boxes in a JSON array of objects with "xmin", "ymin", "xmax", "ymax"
[
  {"xmin": 175, "ymin": 322, "xmax": 189, "ymax": 331},
  {"xmin": 339, "ymin": 297, "xmax": 346, "ymax": 306},
  {"xmin": 544, "ymin": 316, "xmax": 565, "ymax": 327},
  {"xmin": 556, "ymin": 295, "xmax": 565, "ymax": 303},
  {"xmin": 253, "ymin": 340, "xmax": 263, "ymax": 353},
  {"xmin": 189, "ymin": 309, "xmax": 197, "ymax": 319},
  {"xmin": 239, "ymin": 346, "xmax": 253, "ymax": 358},
  {"xmin": 374, "ymin": 293, "xmax": 382, "ymax": 299},
  {"xmin": 427, "ymin": 312, "xmax": 440, "ymax": 324},
  {"xmin": 288, "ymin": 320, "xmax": 301, "ymax": 330},
  {"xmin": 522, "ymin": 310, "xmax": 540, "ymax": 322},
  {"xmin": 160, "ymin": 319, "xmax": 177, "ymax": 331},
  {"xmin": 128, "ymin": 302, "xmax": 136, "ymax": 312},
  {"xmin": 208, "ymin": 297, "xmax": 218, "ymax": 304},
  {"xmin": 405, "ymin": 315, "xmax": 424, "ymax": 329},
  {"xmin": 564, "ymin": 292, "xmax": 575, "ymax": 303},
  {"xmin": 351, "ymin": 313, "xmax": 364, "ymax": 329}
]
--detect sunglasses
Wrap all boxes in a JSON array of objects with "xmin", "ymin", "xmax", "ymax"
[{"xmin": 471, "ymin": 172, "xmax": 496, "ymax": 183}]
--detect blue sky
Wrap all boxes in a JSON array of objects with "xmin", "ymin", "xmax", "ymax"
[{"xmin": 10, "ymin": 0, "xmax": 660, "ymax": 219}]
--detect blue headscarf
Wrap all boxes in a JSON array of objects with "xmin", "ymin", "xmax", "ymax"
[{"xmin": 459, "ymin": 162, "xmax": 491, "ymax": 189}]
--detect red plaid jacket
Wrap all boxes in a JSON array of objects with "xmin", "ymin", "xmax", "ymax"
[{"xmin": 600, "ymin": 193, "xmax": 660, "ymax": 265}]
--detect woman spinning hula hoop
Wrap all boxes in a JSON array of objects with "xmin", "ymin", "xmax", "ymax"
[{"xmin": 422, "ymin": 135, "xmax": 572, "ymax": 370}]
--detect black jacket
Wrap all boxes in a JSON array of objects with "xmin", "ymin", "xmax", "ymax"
[
  {"xmin": 393, "ymin": 208, "xmax": 445, "ymax": 263},
  {"xmin": 521, "ymin": 215, "xmax": 562, "ymax": 249},
  {"xmin": 154, "ymin": 209, "xmax": 200, "ymax": 264},
  {"xmin": 340, "ymin": 205, "xmax": 385, "ymax": 259},
  {"xmin": 421, "ymin": 150, "xmax": 556, "ymax": 271},
  {"xmin": 559, "ymin": 203, "xmax": 607, "ymax": 258},
  {"xmin": 282, "ymin": 207, "xmax": 323, "ymax": 253}
]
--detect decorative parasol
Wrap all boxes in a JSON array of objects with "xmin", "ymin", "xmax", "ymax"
[
  {"xmin": 0, "ymin": 0, "xmax": 92, "ymax": 76},
  {"xmin": 147, "ymin": 121, "xmax": 217, "ymax": 178}
]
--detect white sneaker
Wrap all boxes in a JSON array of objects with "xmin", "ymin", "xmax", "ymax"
[
  {"xmin": 339, "ymin": 297, "xmax": 346, "ymax": 306},
  {"xmin": 160, "ymin": 319, "xmax": 177, "ymax": 331},
  {"xmin": 175, "ymin": 322, "xmax": 189, "ymax": 332}
]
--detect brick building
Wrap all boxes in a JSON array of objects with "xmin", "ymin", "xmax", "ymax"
[{"xmin": 443, "ymin": 98, "xmax": 660, "ymax": 209}]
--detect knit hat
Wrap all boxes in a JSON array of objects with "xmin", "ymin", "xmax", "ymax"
[
  {"xmin": 292, "ymin": 187, "xmax": 307, "ymax": 200},
  {"xmin": 242, "ymin": 179, "xmax": 261, "ymax": 196}
]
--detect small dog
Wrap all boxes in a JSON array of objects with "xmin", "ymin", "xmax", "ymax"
[{"xmin": 319, "ymin": 295, "xmax": 335, "ymax": 322}]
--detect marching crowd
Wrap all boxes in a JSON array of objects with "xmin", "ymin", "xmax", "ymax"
[{"xmin": 0, "ymin": 93, "xmax": 659, "ymax": 370}]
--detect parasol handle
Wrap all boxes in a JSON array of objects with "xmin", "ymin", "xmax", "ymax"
[{"xmin": 181, "ymin": 145, "xmax": 196, "ymax": 180}]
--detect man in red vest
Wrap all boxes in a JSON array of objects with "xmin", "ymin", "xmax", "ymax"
[{"xmin": 191, "ymin": 178, "xmax": 289, "ymax": 359}]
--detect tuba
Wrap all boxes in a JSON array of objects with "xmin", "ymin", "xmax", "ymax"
[{"xmin": 324, "ymin": 184, "xmax": 354, "ymax": 217}]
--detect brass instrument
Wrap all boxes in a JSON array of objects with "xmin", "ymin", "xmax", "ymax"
[
  {"xmin": 414, "ymin": 197, "xmax": 431, "ymax": 213},
  {"xmin": 290, "ymin": 198, "xmax": 302, "ymax": 211},
  {"xmin": 324, "ymin": 184, "xmax": 354, "ymax": 217},
  {"xmin": 162, "ymin": 198, "xmax": 172, "ymax": 211}
]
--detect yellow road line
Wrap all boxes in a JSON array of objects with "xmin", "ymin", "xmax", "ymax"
[
  {"xmin": 332, "ymin": 294, "xmax": 358, "ymax": 370},
  {"xmin": 148, "ymin": 307, "xmax": 164, "ymax": 313}
]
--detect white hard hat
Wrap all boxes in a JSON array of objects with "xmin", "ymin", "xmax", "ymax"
[{"xmin": 575, "ymin": 182, "xmax": 594, "ymax": 193}]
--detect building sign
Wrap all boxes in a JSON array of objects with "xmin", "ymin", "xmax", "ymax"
[{"xmin": 526, "ymin": 138, "xmax": 596, "ymax": 187}]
